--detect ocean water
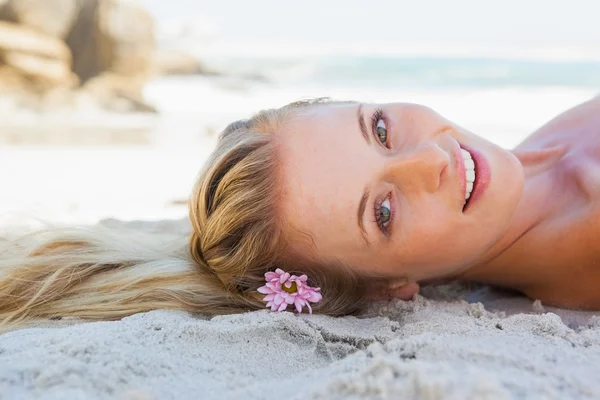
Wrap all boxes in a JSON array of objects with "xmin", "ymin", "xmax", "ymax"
[
  {"xmin": 144, "ymin": 54, "xmax": 599, "ymax": 150},
  {"xmin": 215, "ymin": 55, "xmax": 600, "ymax": 90}
]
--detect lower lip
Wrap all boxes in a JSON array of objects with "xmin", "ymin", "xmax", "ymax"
[{"xmin": 461, "ymin": 144, "xmax": 491, "ymax": 212}]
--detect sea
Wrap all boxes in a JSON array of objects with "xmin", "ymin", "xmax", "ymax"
[
  {"xmin": 214, "ymin": 55, "xmax": 600, "ymax": 90},
  {"xmin": 143, "ymin": 52, "xmax": 599, "ymax": 150}
]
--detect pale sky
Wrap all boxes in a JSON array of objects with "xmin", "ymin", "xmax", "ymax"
[{"xmin": 140, "ymin": 0, "xmax": 599, "ymax": 49}]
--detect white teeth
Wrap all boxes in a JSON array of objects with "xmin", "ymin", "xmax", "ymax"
[
  {"xmin": 461, "ymin": 148, "xmax": 476, "ymax": 202},
  {"xmin": 466, "ymin": 170, "xmax": 475, "ymax": 182}
]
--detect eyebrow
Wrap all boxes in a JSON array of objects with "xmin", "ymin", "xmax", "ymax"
[
  {"xmin": 357, "ymin": 185, "xmax": 371, "ymax": 246},
  {"xmin": 357, "ymin": 104, "xmax": 371, "ymax": 144}
]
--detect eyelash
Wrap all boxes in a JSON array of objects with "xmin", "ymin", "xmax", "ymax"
[
  {"xmin": 370, "ymin": 108, "xmax": 388, "ymax": 148},
  {"xmin": 373, "ymin": 192, "xmax": 394, "ymax": 235},
  {"xmin": 371, "ymin": 108, "xmax": 394, "ymax": 235}
]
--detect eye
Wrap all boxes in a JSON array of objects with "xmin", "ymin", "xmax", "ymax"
[
  {"xmin": 370, "ymin": 108, "xmax": 389, "ymax": 148},
  {"xmin": 376, "ymin": 119, "xmax": 387, "ymax": 145},
  {"xmin": 375, "ymin": 197, "xmax": 392, "ymax": 232}
]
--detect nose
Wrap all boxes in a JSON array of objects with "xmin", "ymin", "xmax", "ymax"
[{"xmin": 383, "ymin": 143, "xmax": 450, "ymax": 194}]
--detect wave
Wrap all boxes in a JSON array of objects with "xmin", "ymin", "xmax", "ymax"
[{"xmin": 206, "ymin": 55, "xmax": 600, "ymax": 90}]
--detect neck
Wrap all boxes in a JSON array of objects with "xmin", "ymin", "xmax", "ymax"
[{"xmin": 456, "ymin": 144, "xmax": 568, "ymax": 288}]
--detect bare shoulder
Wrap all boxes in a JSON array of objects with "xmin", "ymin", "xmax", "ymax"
[
  {"xmin": 517, "ymin": 95, "xmax": 600, "ymax": 149},
  {"xmin": 520, "ymin": 201, "xmax": 600, "ymax": 310},
  {"xmin": 510, "ymin": 95, "xmax": 600, "ymax": 310}
]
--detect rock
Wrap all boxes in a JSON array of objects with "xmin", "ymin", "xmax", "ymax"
[
  {"xmin": 97, "ymin": 0, "xmax": 155, "ymax": 77},
  {"xmin": 0, "ymin": 64, "xmax": 29, "ymax": 93},
  {"xmin": 3, "ymin": 52, "xmax": 76, "ymax": 87},
  {"xmin": 0, "ymin": 21, "xmax": 76, "ymax": 90},
  {"xmin": 153, "ymin": 49, "xmax": 213, "ymax": 76},
  {"xmin": 0, "ymin": 0, "xmax": 157, "ymax": 116},
  {"xmin": 0, "ymin": 21, "xmax": 71, "ymax": 62},
  {"xmin": 0, "ymin": 0, "xmax": 9, "ymax": 19},
  {"xmin": 83, "ymin": 72, "xmax": 157, "ymax": 113},
  {"xmin": 4, "ymin": 0, "xmax": 79, "ymax": 38},
  {"xmin": 65, "ymin": 0, "xmax": 105, "ymax": 83},
  {"xmin": 67, "ymin": 0, "xmax": 155, "ymax": 96}
]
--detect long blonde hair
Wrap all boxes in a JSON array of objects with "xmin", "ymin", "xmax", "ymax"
[{"xmin": 0, "ymin": 99, "xmax": 369, "ymax": 333}]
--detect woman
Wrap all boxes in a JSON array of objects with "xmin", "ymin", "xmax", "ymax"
[{"xmin": 1, "ymin": 96, "xmax": 599, "ymax": 331}]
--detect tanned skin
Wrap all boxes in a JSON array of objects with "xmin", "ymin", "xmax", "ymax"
[{"xmin": 459, "ymin": 96, "xmax": 600, "ymax": 310}]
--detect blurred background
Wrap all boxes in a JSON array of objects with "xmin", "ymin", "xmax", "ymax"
[{"xmin": 0, "ymin": 0, "xmax": 598, "ymax": 226}]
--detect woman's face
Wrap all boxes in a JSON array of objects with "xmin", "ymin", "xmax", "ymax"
[{"xmin": 276, "ymin": 102, "xmax": 524, "ymax": 282}]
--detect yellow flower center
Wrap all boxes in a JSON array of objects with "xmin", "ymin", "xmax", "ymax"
[{"xmin": 282, "ymin": 281, "xmax": 297, "ymax": 294}]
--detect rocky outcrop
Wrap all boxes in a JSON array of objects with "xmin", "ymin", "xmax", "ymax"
[
  {"xmin": 0, "ymin": 21, "xmax": 77, "ymax": 92},
  {"xmin": 0, "ymin": 0, "xmax": 157, "ymax": 113},
  {"xmin": 153, "ymin": 49, "xmax": 219, "ymax": 77},
  {"xmin": 0, "ymin": 21, "xmax": 72, "ymax": 61},
  {"xmin": 67, "ymin": 0, "xmax": 154, "ymax": 88},
  {"xmin": 3, "ymin": 0, "xmax": 79, "ymax": 39}
]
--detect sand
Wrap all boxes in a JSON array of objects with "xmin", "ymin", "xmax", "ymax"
[{"xmin": 1, "ymin": 281, "xmax": 599, "ymax": 400}]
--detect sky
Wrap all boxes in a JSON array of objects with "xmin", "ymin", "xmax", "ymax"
[{"xmin": 139, "ymin": 0, "xmax": 600, "ymax": 52}]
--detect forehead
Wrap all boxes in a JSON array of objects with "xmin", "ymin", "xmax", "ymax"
[{"xmin": 276, "ymin": 103, "xmax": 371, "ymax": 259}]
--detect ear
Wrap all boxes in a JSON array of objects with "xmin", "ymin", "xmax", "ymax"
[{"xmin": 365, "ymin": 279, "xmax": 420, "ymax": 301}]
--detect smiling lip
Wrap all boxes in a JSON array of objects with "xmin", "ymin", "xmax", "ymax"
[{"xmin": 460, "ymin": 144, "xmax": 490, "ymax": 213}]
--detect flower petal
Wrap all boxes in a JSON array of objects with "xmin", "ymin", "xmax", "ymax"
[
  {"xmin": 261, "ymin": 270, "xmax": 321, "ymax": 313},
  {"xmin": 280, "ymin": 272, "xmax": 290, "ymax": 283},
  {"xmin": 308, "ymin": 291, "xmax": 323, "ymax": 303},
  {"xmin": 257, "ymin": 286, "xmax": 273, "ymax": 294},
  {"xmin": 265, "ymin": 272, "xmax": 279, "ymax": 281}
]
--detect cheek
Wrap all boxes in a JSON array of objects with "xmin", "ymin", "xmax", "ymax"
[
  {"xmin": 474, "ymin": 147, "xmax": 523, "ymax": 232},
  {"xmin": 398, "ymin": 202, "xmax": 484, "ymax": 266}
]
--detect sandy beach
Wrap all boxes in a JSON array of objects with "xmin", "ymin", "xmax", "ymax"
[{"xmin": 0, "ymin": 276, "xmax": 599, "ymax": 399}]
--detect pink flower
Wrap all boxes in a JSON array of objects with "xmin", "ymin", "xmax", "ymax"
[{"xmin": 257, "ymin": 268, "xmax": 322, "ymax": 314}]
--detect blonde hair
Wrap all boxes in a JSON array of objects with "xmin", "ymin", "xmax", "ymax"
[{"xmin": 0, "ymin": 99, "xmax": 370, "ymax": 333}]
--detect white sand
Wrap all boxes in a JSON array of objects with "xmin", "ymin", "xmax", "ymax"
[{"xmin": 0, "ymin": 282, "xmax": 599, "ymax": 400}]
